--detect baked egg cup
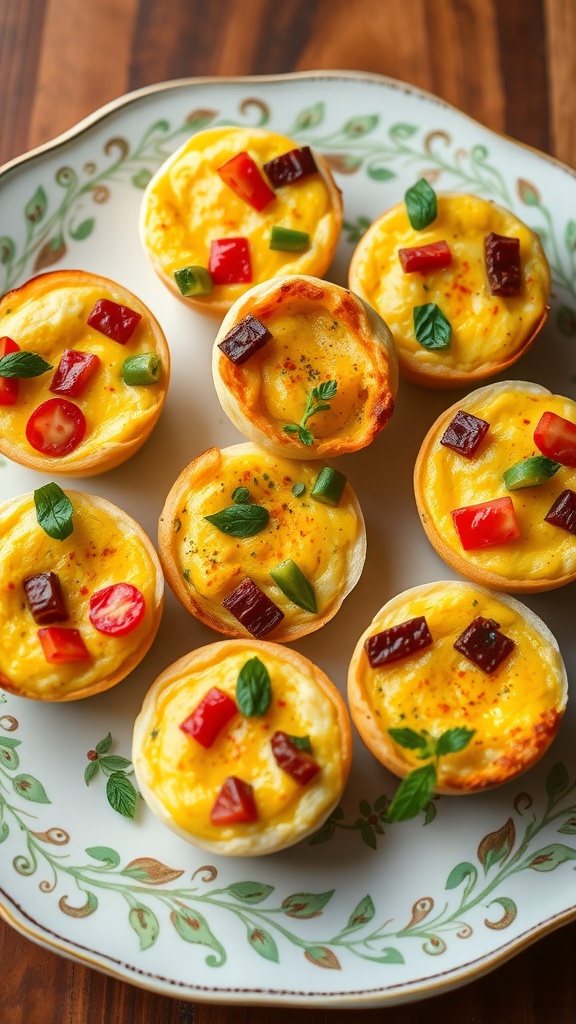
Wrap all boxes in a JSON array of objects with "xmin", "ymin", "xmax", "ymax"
[
  {"xmin": 347, "ymin": 581, "xmax": 568, "ymax": 794},
  {"xmin": 0, "ymin": 489, "xmax": 164, "ymax": 701},
  {"xmin": 212, "ymin": 275, "xmax": 398, "ymax": 460},
  {"xmin": 139, "ymin": 125, "xmax": 343, "ymax": 316},
  {"xmin": 0, "ymin": 270, "xmax": 170, "ymax": 476},
  {"xmin": 132, "ymin": 639, "xmax": 352, "ymax": 856},
  {"xmin": 414, "ymin": 381, "xmax": 576, "ymax": 592},
  {"xmin": 349, "ymin": 192, "xmax": 550, "ymax": 387},
  {"xmin": 158, "ymin": 442, "xmax": 366, "ymax": 643}
]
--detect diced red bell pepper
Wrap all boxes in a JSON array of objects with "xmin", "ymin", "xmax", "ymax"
[
  {"xmin": 88, "ymin": 583, "xmax": 145, "ymax": 636},
  {"xmin": 180, "ymin": 687, "xmax": 237, "ymax": 748},
  {"xmin": 38, "ymin": 626, "xmax": 90, "ymax": 663},
  {"xmin": 87, "ymin": 299, "xmax": 142, "ymax": 344},
  {"xmin": 210, "ymin": 776, "xmax": 258, "ymax": 825},
  {"xmin": 50, "ymin": 349, "xmax": 100, "ymax": 397},
  {"xmin": 271, "ymin": 731, "xmax": 321, "ymax": 785},
  {"xmin": 216, "ymin": 151, "xmax": 275, "ymax": 212},
  {"xmin": 534, "ymin": 411, "xmax": 576, "ymax": 467},
  {"xmin": 25, "ymin": 398, "xmax": 86, "ymax": 456},
  {"xmin": 0, "ymin": 336, "xmax": 20, "ymax": 405},
  {"xmin": 451, "ymin": 496, "xmax": 520, "ymax": 550},
  {"xmin": 209, "ymin": 238, "xmax": 252, "ymax": 285},
  {"xmin": 398, "ymin": 240, "xmax": 452, "ymax": 273}
]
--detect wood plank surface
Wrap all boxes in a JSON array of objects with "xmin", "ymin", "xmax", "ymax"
[{"xmin": 1, "ymin": 1, "xmax": 575, "ymax": 1021}]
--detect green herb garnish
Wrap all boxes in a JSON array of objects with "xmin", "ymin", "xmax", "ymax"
[
  {"xmin": 291, "ymin": 482, "xmax": 306, "ymax": 497},
  {"xmin": 33, "ymin": 482, "xmax": 74, "ymax": 541},
  {"xmin": 0, "ymin": 351, "xmax": 52, "ymax": 378},
  {"xmin": 385, "ymin": 726, "xmax": 475, "ymax": 822},
  {"xmin": 204, "ymin": 503, "xmax": 269, "ymax": 537},
  {"xmin": 413, "ymin": 303, "xmax": 451, "ymax": 350},
  {"xmin": 232, "ymin": 486, "xmax": 250, "ymax": 504},
  {"xmin": 286, "ymin": 734, "xmax": 312, "ymax": 752},
  {"xmin": 404, "ymin": 178, "xmax": 437, "ymax": 230},
  {"xmin": 236, "ymin": 657, "xmax": 272, "ymax": 717},
  {"xmin": 284, "ymin": 379, "xmax": 337, "ymax": 446}
]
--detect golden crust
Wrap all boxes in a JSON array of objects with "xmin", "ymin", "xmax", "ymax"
[
  {"xmin": 0, "ymin": 270, "xmax": 170, "ymax": 476},
  {"xmin": 349, "ymin": 193, "xmax": 550, "ymax": 388},
  {"xmin": 414, "ymin": 380, "xmax": 576, "ymax": 592},
  {"xmin": 212, "ymin": 275, "xmax": 398, "ymax": 459},
  {"xmin": 0, "ymin": 490, "xmax": 164, "ymax": 701},
  {"xmin": 347, "ymin": 582, "xmax": 568, "ymax": 794},
  {"xmin": 158, "ymin": 442, "xmax": 366, "ymax": 642},
  {"xmin": 132, "ymin": 639, "xmax": 353, "ymax": 856}
]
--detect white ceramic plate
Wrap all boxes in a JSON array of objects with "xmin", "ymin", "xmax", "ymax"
[{"xmin": 1, "ymin": 72, "xmax": 575, "ymax": 1009}]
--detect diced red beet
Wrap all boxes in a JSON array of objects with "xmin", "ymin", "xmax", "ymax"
[
  {"xmin": 453, "ymin": 616, "xmax": 515, "ymax": 673},
  {"xmin": 484, "ymin": 233, "xmax": 521, "ymax": 296},
  {"xmin": 23, "ymin": 571, "xmax": 68, "ymax": 624},
  {"xmin": 271, "ymin": 731, "xmax": 320, "ymax": 785},
  {"xmin": 222, "ymin": 578, "xmax": 284, "ymax": 638},
  {"xmin": 87, "ymin": 299, "xmax": 142, "ymax": 344},
  {"xmin": 262, "ymin": 146, "xmax": 318, "ymax": 188},
  {"xmin": 544, "ymin": 489, "xmax": 576, "ymax": 534},
  {"xmin": 398, "ymin": 240, "xmax": 452, "ymax": 273},
  {"xmin": 180, "ymin": 687, "xmax": 237, "ymax": 748},
  {"xmin": 364, "ymin": 615, "xmax": 433, "ymax": 668},
  {"xmin": 217, "ymin": 314, "xmax": 272, "ymax": 365},
  {"xmin": 49, "ymin": 349, "xmax": 100, "ymax": 397},
  {"xmin": 210, "ymin": 776, "xmax": 258, "ymax": 824},
  {"xmin": 440, "ymin": 410, "xmax": 490, "ymax": 458}
]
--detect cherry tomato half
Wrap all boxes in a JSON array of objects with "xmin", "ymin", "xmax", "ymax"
[
  {"xmin": 534, "ymin": 411, "xmax": 576, "ymax": 468},
  {"xmin": 25, "ymin": 398, "xmax": 86, "ymax": 456},
  {"xmin": 88, "ymin": 583, "xmax": 146, "ymax": 636}
]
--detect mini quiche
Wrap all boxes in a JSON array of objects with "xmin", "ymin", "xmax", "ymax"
[
  {"xmin": 158, "ymin": 442, "xmax": 366, "ymax": 642},
  {"xmin": 132, "ymin": 639, "xmax": 352, "ymax": 856},
  {"xmin": 139, "ymin": 125, "xmax": 343, "ymax": 316},
  {"xmin": 0, "ymin": 270, "xmax": 169, "ymax": 475},
  {"xmin": 414, "ymin": 380, "xmax": 576, "ymax": 591},
  {"xmin": 348, "ymin": 581, "xmax": 568, "ymax": 794},
  {"xmin": 212, "ymin": 275, "xmax": 397, "ymax": 459},
  {"xmin": 348, "ymin": 183, "xmax": 550, "ymax": 387},
  {"xmin": 0, "ymin": 485, "xmax": 163, "ymax": 701}
]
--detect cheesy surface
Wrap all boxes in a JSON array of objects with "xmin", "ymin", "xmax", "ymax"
[{"xmin": 0, "ymin": 492, "xmax": 162, "ymax": 699}]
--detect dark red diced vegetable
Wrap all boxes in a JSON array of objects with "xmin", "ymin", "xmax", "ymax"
[
  {"xmin": 484, "ymin": 233, "xmax": 521, "ymax": 296},
  {"xmin": 262, "ymin": 146, "xmax": 318, "ymax": 188},
  {"xmin": 222, "ymin": 577, "xmax": 284, "ymax": 638},
  {"xmin": 364, "ymin": 616, "xmax": 433, "ymax": 668},
  {"xmin": 209, "ymin": 237, "xmax": 252, "ymax": 285},
  {"xmin": 544, "ymin": 489, "xmax": 576, "ymax": 535},
  {"xmin": 0, "ymin": 337, "xmax": 20, "ymax": 406},
  {"xmin": 271, "ymin": 731, "xmax": 321, "ymax": 785},
  {"xmin": 49, "ymin": 349, "xmax": 100, "ymax": 397},
  {"xmin": 451, "ymin": 497, "xmax": 520, "ymax": 550},
  {"xmin": 440, "ymin": 410, "xmax": 490, "ymax": 458},
  {"xmin": 534, "ymin": 411, "xmax": 576, "ymax": 467},
  {"xmin": 88, "ymin": 583, "xmax": 145, "ymax": 636},
  {"xmin": 398, "ymin": 240, "xmax": 452, "ymax": 273},
  {"xmin": 38, "ymin": 626, "xmax": 90, "ymax": 663},
  {"xmin": 23, "ymin": 571, "xmax": 68, "ymax": 624},
  {"xmin": 25, "ymin": 398, "xmax": 86, "ymax": 456},
  {"xmin": 87, "ymin": 298, "xmax": 142, "ymax": 344},
  {"xmin": 210, "ymin": 775, "xmax": 258, "ymax": 824},
  {"xmin": 180, "ymin": 687, "xmax": 237, "ymax": 748},
  {"xmin": 216, "ymin": 151, "xmax": 275, "ymax": 211},
  {"xmin": 454, "ymin": 616, "xmax": 515, "ymax": 673},
  {"xmin": 217, "ymin": 314, "xmax": 272, "ymax": 365}
]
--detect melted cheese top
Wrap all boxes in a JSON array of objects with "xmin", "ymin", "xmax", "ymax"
[{"xmin": 0, "ymin": 492, "xmax": 160, "ymax": 699}]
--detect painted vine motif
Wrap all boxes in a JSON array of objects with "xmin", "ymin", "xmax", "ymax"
[
  {"xmin": 0, "ymin": 94, "xmax": 575, "ymax": 337},
  {"xmin": 3, "ymin": 707, "xmax": 576, "ymax": 971}
]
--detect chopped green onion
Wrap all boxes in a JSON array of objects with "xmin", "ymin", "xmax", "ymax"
[
  {"xmin": 270, "ymin": 559, "xmax": 317, "ymax": 613},
  {"xmin": 503, "ymin": 456, "xmax": 561, "ymax": 490},
  {"xmin": 311, "ymin": 467, "xmax": 347, "ymax": 506},
  {"xmin": 291, "ymin": 482, "xmax": 306, "ymax": 497},
  {"xmin": 121, "ymin": 353, "xmax": 161, "ymax": 385},
  {"xmin": 269, "ymin": 226, "xmax": 310, "ymax": 252},
  {"xmin": 232, "ymin": 486, "xmax": 250, "ymax": 504},
  {"xmin": 174, "ymin": 266, "xmax": 213, "ymax": 297}
]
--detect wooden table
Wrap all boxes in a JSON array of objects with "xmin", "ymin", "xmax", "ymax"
[{"xmin": 1, "ymin": 0, "xmax": 575, "ymax": 1020}]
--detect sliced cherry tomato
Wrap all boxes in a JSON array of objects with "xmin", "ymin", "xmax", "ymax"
[
  {"xmin": 210, "ymin": 776, "xmax": 258, "ymax": 825},
  {"xmin": 25, "ymin": 398, "xmax": 86, "ymax": 456},
  {"xmin": 87, "ymin": 298, "xmax": 142, "ymax": 344},
  {"xmin": 50, "ymin": 349, "xmax": 100, "ymax": 397},
  {"xmin": 180, "ymin": 687, "xmax": 237, "ymax": 748},
  {"xmin": 398, "ymin": 240, "xmax": 452, "ymax": 273},
  {"xmin": 271, "ymin": 731, "xmax": 321, "ymax": 785},
  {"xmin": 534, "ymin": 411, "xmax": 576, "ymax": 467},
  {"xmin": 88, "ymin": 583, "xmax": 145, "ymax": 636},
  {"xmin": 209, "ymin": 238, "xmax": 252, "ymax": 285},
  {"xmin": 216, "ymin": 151, "xmax": 275, "ymax": 211},
  {"xmin": 451, "ymin": 496, "xmax": 520, "ymax": 550},
  {"xmin": 0, "ymin": 336, "xmax": 20, "ymax": 406},
  {"xmin": 38, "ymin": 626, "xmax": 90, "ymax": 663}
]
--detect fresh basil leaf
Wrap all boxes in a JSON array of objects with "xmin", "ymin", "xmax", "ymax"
[
  {"xmin": 34, "ymin": 482, "xmax": 74, "ymax": 541},
  {"xmin": 291, "ymin": 482, "xmax": 306, "ymax": 497},
  {"xmin": 413, "ymin": 303, "xmax": 452, "ymax": 350},
  {"xmin": 436, "ymin": 727, "xmax": 476, "ymax": 757},
  {"xmin": 287, "ymin": 734, "xmax": 312, "ymax": 752},
  {"xmin": 388, "ymin": 728, "xmax": 431, "ymax": 752},
  {"xmin": 232, "ymin": 486, "xmax": 250, "ymax": 504},
  {"xmin": 315, "ymin": 379, "xmax": 338, "ymax": 401},
  {"xmin": 204, "ymin": 504, "xmax": 269, "ymax": 537},
  {"xmin": 236, "ymin": 656, "xmax": 272, "ymax": 717},
  {"xmin": 0, "ymin": 351, "xmax": 52, "ymax": 378},
  {"xmin": 385, "ymin": 763, "xmax": 437, "ymax": 823},
  {"xmin": 404, "ymin": 178, "xmax": 437, "ymax": 230}
]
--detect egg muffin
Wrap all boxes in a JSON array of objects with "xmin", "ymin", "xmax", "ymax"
[
  {"xmin": 348, "ymin": 581, "xmax": 567, "ymax": 794},
  {"xmin": 414, "ymin": 381, "xmax": 576, "ymax": 591},
  {"xmin": 158, "ymin": 442, "xmax": 366, "ymax": 642},
  {"xmin": 133, "ymin": 639, "xmax": 352, "ymax": 855},
  {"xmin": 0, "ymin": 270, "xmax": 170, "ymax": 475},
  {"xmin": 139, "ymin": 125, "xmax": 343, "ymax": 316},
  {"xmin": 212, "ymin": 275, "xmax": 397, "ymax": 459},
  {"xmin": 0, "ymin": 487, "xmax": 163, "ymax": 700},
  {"xmin": 349, "ymin": 187, "xmax": 550, "ymax": 387}
]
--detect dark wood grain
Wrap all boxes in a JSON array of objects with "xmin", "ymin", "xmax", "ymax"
[{"xmin": 1, "ymin": 0, "xmax": 576, "ymax": 1021}]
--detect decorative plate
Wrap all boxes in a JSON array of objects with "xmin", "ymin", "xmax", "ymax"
[{"xmin": 1, "ymin": 71, "xmax": 575, "ymax": 1009}]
